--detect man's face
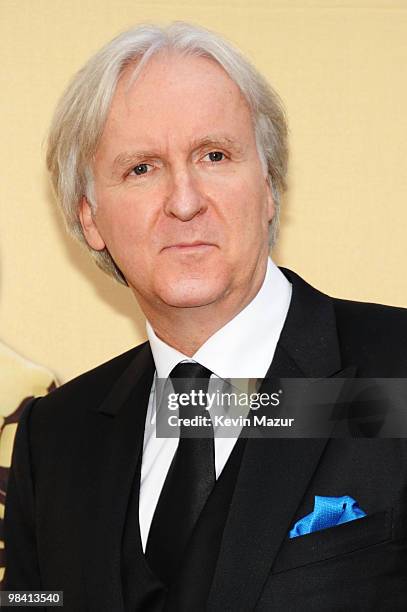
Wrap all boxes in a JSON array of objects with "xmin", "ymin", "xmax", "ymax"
[{"xmin": 81, "ymin": 51, "xmax": 274, "ymax": 313}]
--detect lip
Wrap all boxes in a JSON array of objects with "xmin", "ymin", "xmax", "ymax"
[{"xmin": 163, "ymin": 242, "xmax": 216, "ymax": 251}]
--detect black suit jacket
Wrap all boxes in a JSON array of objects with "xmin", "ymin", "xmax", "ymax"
[{"xmin": 4, "ymin": 267, "xmax": 407, "ymax": 610}]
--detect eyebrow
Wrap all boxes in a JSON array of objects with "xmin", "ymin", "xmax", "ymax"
[
  {"xmin": 189, "ymin": 135, "xmax": 245, "ymax": 155},
  {"xmin": 112, "ymin": 151, "xmax": 156, "ymax": 172}
]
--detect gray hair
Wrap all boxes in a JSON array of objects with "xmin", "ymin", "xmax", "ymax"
[{"xmin": 46, "ymin": 22, "xmax": 288, "ymax": 284}]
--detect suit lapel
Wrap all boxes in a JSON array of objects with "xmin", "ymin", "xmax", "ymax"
[
  {"xmin": 81, "ymin": 343, "xmax": 155, "ymax": 612},
  {"xmin": 208, "ymin": 268, "xmax": 356, "ymax": 612}
]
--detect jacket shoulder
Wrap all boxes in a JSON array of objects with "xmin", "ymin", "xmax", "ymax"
[
  {"xmin": 11, "ymin": 342, "xmax": 152, "ymax": 482},
  {"xmin": 333, "ymin": 298, "xmax": 407, "ymax": 375},
  {"xmin": 33, "ymin": 341, "xmax": 149, "ymax": 417}
]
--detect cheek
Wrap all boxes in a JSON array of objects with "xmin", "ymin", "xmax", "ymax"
[
  {"xmin": 216, "ymin": 180, "xmax": 270, "ymax": 238},
  {"xmin": 95, "ymin": 195, "xmax": 157, "ymax": 262},
  {"xmin": 98, "ymin": 190, "xmax": 150, "ymax": 236}
]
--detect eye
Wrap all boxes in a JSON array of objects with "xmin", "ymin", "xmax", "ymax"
[
  {"xmin": 203, "ymin": 151, "xmax": 226, "ymax": 163},
  {"xmin": 129, "ymin": 163, "xmax": 152, "ymax": 176}
]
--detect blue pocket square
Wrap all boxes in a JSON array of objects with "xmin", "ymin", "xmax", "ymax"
[{"xmin": 289, "ymin": 495, "xmax": 367, "ymax": 538}]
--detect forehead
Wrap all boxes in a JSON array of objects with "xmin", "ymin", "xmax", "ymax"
[{"xmin": 98, "ymin": 50, "xmax": 255, "ymax": 152}]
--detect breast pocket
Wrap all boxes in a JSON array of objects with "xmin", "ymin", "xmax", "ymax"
[{"xmin": 272, "ymin": 508, "xmax": 393, "ymax": 574}]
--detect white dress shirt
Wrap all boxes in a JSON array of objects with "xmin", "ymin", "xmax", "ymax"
[{"xmin": 139, "ymin": 257, "xmax": 292, "ymax": 550}]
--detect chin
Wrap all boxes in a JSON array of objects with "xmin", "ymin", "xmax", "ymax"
[{"xmin": 157, "ymin": 278, "xmax": 227, "ymax": 309}]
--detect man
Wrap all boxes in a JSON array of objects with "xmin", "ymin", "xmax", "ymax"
[{"xmin": 4, "ymin": 22, "xmax": 407, "ymax": 611}]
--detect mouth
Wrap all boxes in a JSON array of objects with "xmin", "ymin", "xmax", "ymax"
[{"xmin": 162, "ymin": 242, "xmax": 216, "ymax": 252}]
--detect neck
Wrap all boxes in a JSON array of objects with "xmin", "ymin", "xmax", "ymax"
[{"xmin": 136, "ymin": 258, "xmax": 268, "ymax": 356}]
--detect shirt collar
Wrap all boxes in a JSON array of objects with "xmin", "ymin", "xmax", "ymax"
[{"xmin": 146, "ymin": 257, "xmax": 292, "ymax": 379}]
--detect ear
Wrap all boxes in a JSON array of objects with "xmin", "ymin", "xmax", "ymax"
[
  {"xmin": 265, "ymin": 179, "xmax": 275, "ymax": 223},
  {"xmin": 79, "ymin": 197, "xmax": 106, "ymax": 251}
]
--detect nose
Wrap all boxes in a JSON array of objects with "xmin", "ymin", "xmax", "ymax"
[{"xmin": 163, "ymin": 166, "xmax": 207, "ymax": 221}]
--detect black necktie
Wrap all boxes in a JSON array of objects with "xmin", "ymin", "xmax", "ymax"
[{"xmin": 145, "ymin": 361, "xmax": 215, "ymax": 585}]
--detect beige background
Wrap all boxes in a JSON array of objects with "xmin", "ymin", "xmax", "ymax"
[{"xmin": 1, "ymin": 0, "xmax": 406, "ymax": 384}]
